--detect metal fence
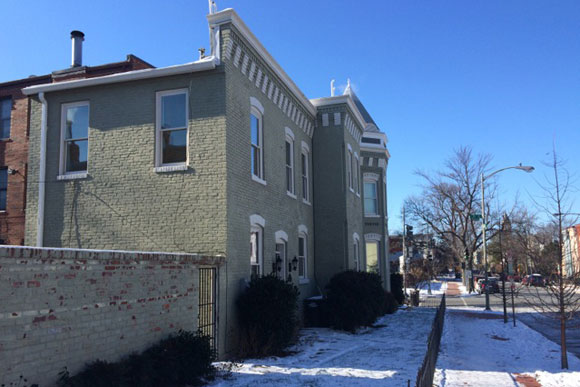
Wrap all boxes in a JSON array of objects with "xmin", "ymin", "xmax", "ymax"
[
  {"xmin": 198, "ymin": 267, "xmax": 217, "ymax": 352},
  {"xmin": 415, "ymin": 294, "xmax": 446, "ymax": 387}
]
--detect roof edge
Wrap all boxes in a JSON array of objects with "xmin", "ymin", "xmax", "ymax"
[{"xmin": 208, "ymin": 8, "xmax": 316, "ymax": 117}]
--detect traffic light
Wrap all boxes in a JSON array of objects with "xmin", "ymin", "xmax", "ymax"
[{"xmin": 405, "ymin": 225, "xmax": 413, "ymax": 238}]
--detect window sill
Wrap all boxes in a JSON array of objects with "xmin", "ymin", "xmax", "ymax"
[
  {"xmin": 299, "ymin": 278, "xmax": 310, "ymax": 285},
  {"xmin": 252, "ymin": 174, "xmax": 267, "ymax": 186},
  {"xmin": 286, "ymin": 191, "xmax": 297, "ymax": 200},
  {"xmin": 154, "ymin": 164, "xmax": 188, "ymax": 173},
  {"xmin": 365, "ymin": 214, "xmax": 381, "ymax": 218},
  {"xmin": 302, "ymin": 199, "xmax": 311, "ymax": 206},
  {"xmin": 57, "ymin": 172, "xmax": 88, "ymax": 181}
]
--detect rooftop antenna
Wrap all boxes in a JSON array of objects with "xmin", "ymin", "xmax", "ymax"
[{"xmin": 330, "ymin": 79, "xmax": 336, "ymax": 97}]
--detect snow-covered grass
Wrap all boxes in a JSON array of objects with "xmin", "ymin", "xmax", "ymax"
[
  {"xmin": 210, "ymin": 307, "xmax": 436, "ymax": 386},
  {"xmin": 434, "ymin": 309, "xmax": 580, "ymax": 386},
  {"xmin": 406, "ymin": 280, "xmax": 447, "ymax": 297}
]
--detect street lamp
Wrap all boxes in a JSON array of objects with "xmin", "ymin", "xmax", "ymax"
[{"xmin": 481, "ymin": 164, "xmax": 534, "ymax": 311}]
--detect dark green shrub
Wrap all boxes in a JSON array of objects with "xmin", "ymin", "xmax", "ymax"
[
  {"xmin": 325, "ymin": 270, "xmax": 386, "ymax": 332},
  {"xmin": 57, "ymin": 331, "xmax": 215, "ymax": 387},
  {"xmin": 237, "ymin": 274, "xmax": 299, "ymax": 357},
  {"xmin": 390, "ymin": 273, "xmax": 405, "ymax": 304},
  {"xmin": 383, "ymin": 291, "xmax": 399, "ymax": 314}
]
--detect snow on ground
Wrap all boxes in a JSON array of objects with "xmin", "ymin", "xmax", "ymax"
[
  {"xmin": 406, "ymin": 280, "xmax": 447, "ymax": 297},
  {"xmin": 210, "ymin": 307, "xmax": 436, "ymax": 386},
  {"xmin": 434, "ymin": 308, "xmax": 580, "ymax": 386}
]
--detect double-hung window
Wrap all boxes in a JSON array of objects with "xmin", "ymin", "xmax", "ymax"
[
  {"xmin": 61, "ymin": 102, "xmax": 89, "ymax": 174},
  {"xmin": 298, "ymin": 234, "xmax": 307, "ymax": 279},
  {"xmin": 354, "ymin": 154, "xmax": 360, "ymax": 195},
  {"xmin": 250, "ymin": 226, "xmax": 263, "ymax": 277},
  {"xmin": 301, "ymin": 151, "xmax": 309, "ymax": 202},
  {"xmin": 0, "ymin": 168, "xmax": 7, "ymax": 210},
  {"xmin": 251, "ymin": 108, "xmax": 264, "ymax": 181},
  {"xmin": 285, "ymin": 129, "xmax": 295, "ymax": 196},
  {"xmin": 364, "ymin": 180, "xmax": 378, "ymax": 215},
  {"xmin": 347, "ymin": 149, "xmax": 353, "ymax": 191},
  {"xmin": 156, "ymin": 89, "xmax": 188, "ymax": 167},
  {"xmin": 353, "ymin": 237, "xmax": 360, "ymax": 271},
  {"xmin": 0, "ymin": 97, "xmax": 11, "ymax": 139}
]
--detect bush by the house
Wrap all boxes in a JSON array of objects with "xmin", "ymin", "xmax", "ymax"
[
  {"xmin": 57, "ymin": 330, "xmax": 215, "ymax": 387},
  {"xmin": 383, "ymin": 291, "xmax": 399, "ymax": 314},
  {"xmin": 236, "ymin": 274, "xmax": 299, "ymax": 357},
  {"xmin": 325, "ymin": 270, "xmax": 386, "ymax": 332},
  {"xmin": 390, "ymin": 272, "xmax": 405, "ymax": 304}
]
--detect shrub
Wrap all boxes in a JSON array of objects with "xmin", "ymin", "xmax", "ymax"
[
  {"xmin": 325, "ymin": 270, "xmax": 386, "ymax": 332},
  {"xmin": 57, "ymin": 331, "xmax": 215, "ymax": 387},
  {"xmin": 390, "ymin": 272, "xmax": 405, "ymax": 304},
  {"xmin": 236, "ymin": 274, "xmax": 299, "ymax": 357},
  {"xmin": 383, "ymin": 291, "xmax": 399, "ymax": 314}
]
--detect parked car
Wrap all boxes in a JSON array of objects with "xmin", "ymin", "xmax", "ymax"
[
  {"xmin": 477, "ymin": 278, "xmax": 500, "ymax": 294},
  {"xmin": 522, "ymin": 274, "xmax": 544, "ymax": 287},
  {"xmin": 507, "ymin": 274, "xmax": 521, "ymax": 282}
]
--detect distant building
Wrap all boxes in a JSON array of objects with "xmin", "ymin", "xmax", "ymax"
[
  {"xmin": 0, "ymin": 31, "xmax": 152, "ymax": 245},
  {"xmin": 563, "ymin": 224, "xmax": 580, "ymax": 278}
]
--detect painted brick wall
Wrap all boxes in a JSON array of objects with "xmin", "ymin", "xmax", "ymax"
[{"xmin": 0, "ymin": 246, "xmax": 224, "ymax": 387}]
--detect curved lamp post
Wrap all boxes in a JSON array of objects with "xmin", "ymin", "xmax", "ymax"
[{"xmin": 482, "ymin": 165, "xmax": 534, "ymax": 311}]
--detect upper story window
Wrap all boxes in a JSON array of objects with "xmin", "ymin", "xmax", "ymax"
[
  {"xmin": 156, "ymin": 89, "xmax": 188, "ymax": 166},
  {"xmin": 364, "ymin": 180, "xmax": 378, "ymax": 216},
  {"xmin": 0, "ymin": 97, "xmax": 11, "ymax": 139},
  {"xmin": 0, "ymin": 168, "xmax": 7, "ymax": 211},
  {"xmin": 61, "ymin": 102, "xmax": 89, "ymax": 174},
  {"xmin": 301, "ymin": 143, "xmax": 310, "ymax": 203},
  {"xmin": 354, "ymin": 153, "xmax": 360, "ymax": 195},
  {"xmin": 347, "ymin": 147, "xmax": 353, "ymax": 191},
  {"xmin": 285, "ymin": 127, "xmax": 295, "ymax": 196},
  {"xmin": 251, "ymin": 108, "xmax": 264, "ymax": 181},
  {"xmin": 353, "ymin": 234, "xmax": 360, "ymax": 271}
]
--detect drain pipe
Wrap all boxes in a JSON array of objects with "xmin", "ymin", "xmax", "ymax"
[{"xmin": 36, "ymin": 92, "xmax": 48, "ymax": 247}]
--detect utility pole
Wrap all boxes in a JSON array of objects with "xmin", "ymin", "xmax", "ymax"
[{"xmin": 402, "ymin": 207, "xmax": 407, "ymax": 298}]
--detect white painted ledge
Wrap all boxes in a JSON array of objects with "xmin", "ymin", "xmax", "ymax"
[
  {"xmin": 154, "ymin": 165, "xmax": 188, "ymax": 173},
  {"xmin": 57, "ymin": 172, "xmax": 88, "ymax": 181}
]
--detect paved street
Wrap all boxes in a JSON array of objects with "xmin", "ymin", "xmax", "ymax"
[{"xmin": 420, "ymin": 279, "xmax": 580, "ymax": 361}]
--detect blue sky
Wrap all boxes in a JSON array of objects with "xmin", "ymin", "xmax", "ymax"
[{"xmin": 2, "ymin": 1, "xmax": 579, "ymax": 232}]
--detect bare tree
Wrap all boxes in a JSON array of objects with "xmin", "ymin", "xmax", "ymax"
[
  {"xmin": 522, "ymin": 147, "xmax": 580, "ymax": 369},
  {"xmin": 406, "ymin": 146, "xmax": 498, "ymax": 292}
]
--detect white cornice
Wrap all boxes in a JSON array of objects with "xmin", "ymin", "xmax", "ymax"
[
  {"xmin": 23, "ymin": 57, "xmax": 218, "ymax": 95},
  {"xmin": 208, "ymin": 8, "xmax": 316, "ymax": 117},
  {"xmin": 310, "ymin": 95, "xmax": 367, "ymax": 134}
]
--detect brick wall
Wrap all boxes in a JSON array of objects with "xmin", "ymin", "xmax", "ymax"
[{"xmin": 0, "ymin": 245, "xmax": 224, "ymax": 387}]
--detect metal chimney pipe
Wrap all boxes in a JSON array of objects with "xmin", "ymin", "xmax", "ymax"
[{"xmin": 70, "ymin": 30, "xmax": 85, "ymax": 67}]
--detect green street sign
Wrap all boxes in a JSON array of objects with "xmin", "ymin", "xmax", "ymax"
[{"xmin": 470, "ymin": 214, "xmax": 482, "ymax": 221}]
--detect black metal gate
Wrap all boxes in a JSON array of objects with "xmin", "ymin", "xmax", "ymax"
[{"xmin": 198, "ymin": 267, "xmax": 217, "ymax": 351}]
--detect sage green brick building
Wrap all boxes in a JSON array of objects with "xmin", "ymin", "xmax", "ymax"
[{"xmin": 23, "ymin": 8, "xmax": 390, "ymax": 358}]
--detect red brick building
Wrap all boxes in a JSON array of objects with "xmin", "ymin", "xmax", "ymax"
[{"xmin": 0, "ymin": 33, "xmax": 153, "ymax": 245}]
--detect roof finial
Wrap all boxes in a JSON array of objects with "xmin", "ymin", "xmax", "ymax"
[
  {"xmin": 344, "ymin": 78, "xmax": 352, "ymax": 95},
  {"xmin": 330, "ymin": 79, "xmax": 336, "ymax": 97},
  {"xmin": 208, "ymin": 0, "xmax": 217, "ymax": 14}
]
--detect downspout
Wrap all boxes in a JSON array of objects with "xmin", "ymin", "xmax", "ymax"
[{"xmin": 36, "ymin": 92, "xmax": 48, "ymax": 247}]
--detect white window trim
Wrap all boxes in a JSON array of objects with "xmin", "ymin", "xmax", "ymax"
[
  {"xmin": 298, "ymin": 230, "xmax": 308, "ymax": 282},
  {"xmin": 275, "ymin": 230, "xmax": 288, "ymax": 243},
  {"xmin": 364, "ymin": 178, "xmax": 379, "ymax": 217},
  {"xmin": 301, "ymin": 142, "xmax": 310, "ymax": 204},
  {"xmin": 285, "ymin": 130, "xmax": 295, "ymax": 197},
  {"xmin": 250, "ymin": 214, "xmax": 266, "ymax": 277},
  {"xmin": 250, "ymin": 104, "xmax": 265, "ymax": 182},
  {"xmin": 347, "ymin": 148, "xmax": 353, "ymax": 192},
  {"xmin": 59, "ymin": 101, "xmax": 90, "ymax": 177},
  {"xmin": 155, "ymin": 89, "xmax": 189, "ymax": 168},
  {"xmin": 354, "ymin": 152, "xmax": 360, "ymax": 197},
  {"xmin": 353, "ymin": 233, "xmax": 361, "ymax": 271}
]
